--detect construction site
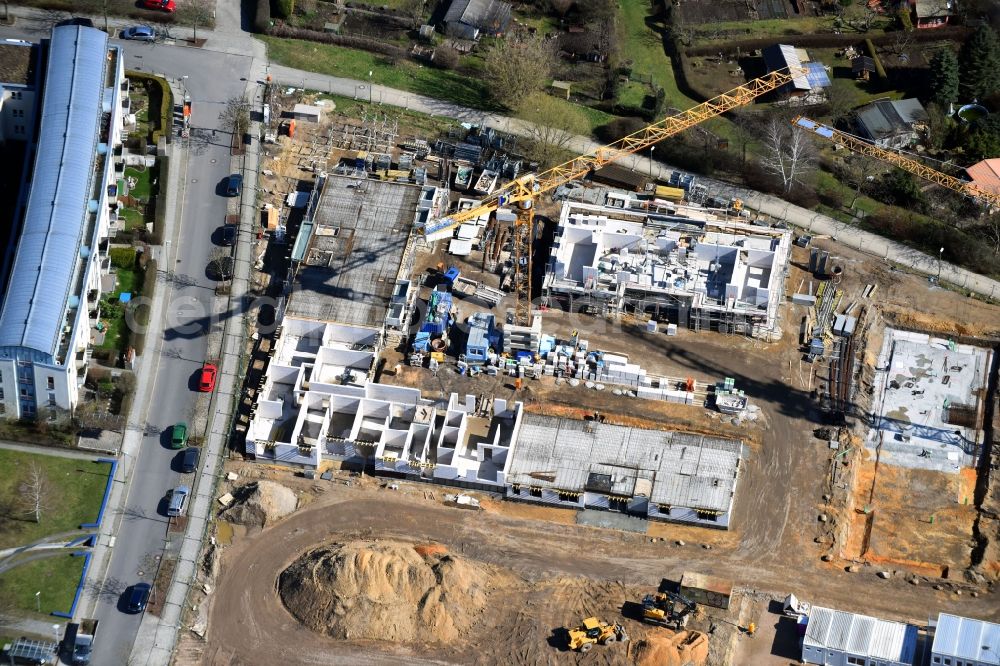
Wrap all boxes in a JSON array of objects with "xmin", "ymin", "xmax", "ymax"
[{"xmin": 191, "ymin": 75, "xmax": 1000, "ymax": 665}]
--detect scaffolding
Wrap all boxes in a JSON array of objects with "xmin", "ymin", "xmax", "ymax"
[{"xmin": 331, "ymin": 111, "xmax": 399, "ymax": 154}]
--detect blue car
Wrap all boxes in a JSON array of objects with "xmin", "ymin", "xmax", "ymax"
[{"xmin": 121, "ymin": 25, "xmax": 156, "ymax": 41}]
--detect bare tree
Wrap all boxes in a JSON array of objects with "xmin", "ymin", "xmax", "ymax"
[
  {"xmin": 847, "ymin": 2, "xmax": 881, "ymax": 32},
  {"xmin": 219, "ymin": 95, "xmax": 252, "ymax": 137},
  {"xmin": 761, "ymin": 117, "xmax": 816, "ymax": 193},
  {"xmin": 18, "ymin": 461, "xmax": 51, "ymax": 523},
  {"xmin": 177, "ymin": 0, "xmax": 214, "ymax": 42},
  {"xmin": 840, "ymin": 153, "xmax": 877, "ymax": 210},
  {"xmin": 982, "ymin": 213, "xmax": 1000, "ymax": 254},
  {"xmin": 482, "ymin": 33, "xmax": 553, "ymax": 109},
  {"xmin": 518, "ymin": 93, "xmax": 590, "ymax": 167}
]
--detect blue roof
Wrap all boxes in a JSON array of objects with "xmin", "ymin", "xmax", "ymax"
[
  {"xmin": 805, "ymin": 62, "xmax": 831, "ymax": 88},
  {"xmin": 0, "ymin": 25, "xmax": 108, "ymax": 360}
]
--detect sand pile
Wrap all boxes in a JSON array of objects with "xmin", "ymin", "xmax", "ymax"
[
  {"xmin": 632, "ymin": 630, "xmax": 709, "ymax": 666},
  {"xmin": 223, "ymin": 480, "xmax": 298, "ymax": 527},
  {"xmin": 279, "ymin": 540, "xmax": 499, "ymax": 643}
]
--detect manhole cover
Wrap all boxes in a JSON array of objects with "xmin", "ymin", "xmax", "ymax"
[
  {"xmin": 211, "ymin": 159, "xmax": 217, "ymax": 164},
  {"xmin": 191, "ymin": 178, "xmax": 198, "ymax": 183}
]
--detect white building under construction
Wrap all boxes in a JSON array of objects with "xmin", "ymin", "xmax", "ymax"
[{"xmin": 542, "ymin": 202, "xmax": 792, "ymax": 340}]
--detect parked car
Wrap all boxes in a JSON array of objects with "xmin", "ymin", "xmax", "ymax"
[
  {"xmin": 198, "ymin": 363, "xmax": 217, "ymax": 392},
  {"xmin": 142, "ymin": 0, "xmax": 175, "ymax": 11},
  {"xmin": 180, "ymin": 447, "xmax": 200, "ymax": 473},
  {"xmin": 166, "ymin": 485, "xmax": 189, "ymax": 517},
  {"xmin": 123, "ymin": 583, "xmax": 151, "ymax": 614},
  {"xmin": 170, "ymin": 422, "xmax": 188, "ymax": 449},
  {"xmin": 121, "ymin": 25, "xmax": 156, "ymax": 41},
  {"xmin": 221, "ymin": 225, "xmax": 237, "ymax": 246},
  {"xmin": 225, "ymin": 173, "xmax": 243, "ymax": 197}
]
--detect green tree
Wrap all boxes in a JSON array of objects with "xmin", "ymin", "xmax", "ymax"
[
  {"xmin": 875, "ymin": 168, "xmax": 927, "ymax": 212},
  {"xmin": 961, "ymin": 114, "xmax": 1000, "ymax": 161},
  {"xmin": 928, "ymin": 49, "xmax": 959, "ymax": 106},
  {"xmin": 959, "ymin": 25, "xmax": 1000, "ymax": 101}
]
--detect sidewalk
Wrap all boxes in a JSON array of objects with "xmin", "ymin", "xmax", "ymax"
[
  {"xmin": 0, "ymin": 440, "xmax": 100, "ymax": 460},
  {"xmin": 131, "ymin": 55, "xmax": 269, "ymax": 666}
]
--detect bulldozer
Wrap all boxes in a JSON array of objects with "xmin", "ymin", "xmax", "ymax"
[
  {"xmin": 642, "ymin": 590, "xmax": 697, "ymax": 630},
  {"xmin": 566, "ymin": 617, "xmax": 630, "ymax": 653}
]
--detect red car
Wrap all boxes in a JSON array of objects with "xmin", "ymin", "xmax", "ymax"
[
  {"xmin": 198, "ymin": 363, "xmax": 218, "ymax": 392},
  {"xmin": 143, "ymin": 0, "xmax": 176, "ymax": 12}
]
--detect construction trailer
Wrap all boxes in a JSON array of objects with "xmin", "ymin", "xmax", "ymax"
[{"xmin": 801, "ymin": 606, "xmax": 917, "ymax": 666}]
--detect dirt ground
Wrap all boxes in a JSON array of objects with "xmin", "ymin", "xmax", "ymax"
[
  {"xmin": 187, "ymin": 121, "xmax": 1000, "ymax": 665},
  {"xmin": 842, "ymin": 455, "xmax": 979, "ymax": 577},
  {"xmin": 178, "ymin": 474, "xmax": 997, "ymax": 666}
]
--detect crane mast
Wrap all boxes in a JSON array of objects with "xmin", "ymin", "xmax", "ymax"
[{"xmin": 791, "ymin": 116, "xmax": 1000, "ymax": 209}]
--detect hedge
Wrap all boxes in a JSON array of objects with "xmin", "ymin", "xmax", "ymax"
[
  {"xmin": 255, "ymin": 0, "xmax": 271, "ymax": 33},
  {"xmin": 109, "ymin": 247, "xmax": 137, "ymax": 269},
  {"xmin": 125, "ymin": 71, "xmax": 172, "ymax": 146},
  {"xmin": 267, "ymin": 24, "xmax": 409, "ymax": 59},
  {"xmin": 129, "ymin": 259, "xmax": 157, "ymax": 356},
  {"xmin": 273, "ymin": 0, "xmax": 294, "ymax": 18},
  {"xmin": 864, "ymin": 38, "xmax": 888, "ymax": 80},
  {"xmin": 682, "ymin": 25, "xmax": 971, "ymax": 57},
  {"xmin": 150, "ymin": 154, "xmax": 169, "ymax": 245}
]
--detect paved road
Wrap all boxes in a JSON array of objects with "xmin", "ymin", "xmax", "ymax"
[
  {"xmin": 0, "ymin": 16, "xmax": 254, "ymax": 661},
  {"xmin": 85, "ymin": 44, "xmax": 253, "ymax": 666}
]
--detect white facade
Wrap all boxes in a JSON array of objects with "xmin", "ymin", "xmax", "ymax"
[
  {"xmin": 803, "ymin": 606, "xmax": 917, "ymax": 666},
  {"xmin": 931, "ymin": 613, "xmax": 1000, "ymax": 666},
  {"xmin": 245, "ymin": 316, "xmax": 524, "ymax": 488},
  {"xmin": 0, "ymin": 28, "xmax": 127, "ymax": 420},
  {"xmin": 543, "ymin": 201, "xmax": 791, "ymax": 339}
]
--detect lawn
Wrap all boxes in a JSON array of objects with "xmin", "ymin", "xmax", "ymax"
[
  {"xmin": 96, "ymin": 266, "xmax": 140, "ymax": 353},
  {"xmin": 123, "ymin": 166, "xmax": 153, "ymax": 200},
  {"xmin": 262, "ymin": 36, "xmax": 497, "ymax": 111},
  {"xmin": 0, "ymin": 555, "xmax": 86, "ymax": 616},
  {"xmin": 0, "ymin": 451, "xmax": 110, "ymax": 550},
  {"xmin": 619, "ymin": 0, "xmax": 697, "ymax": 110}
]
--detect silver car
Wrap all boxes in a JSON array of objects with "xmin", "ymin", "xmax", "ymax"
[{"xmin": 121, "ymin": 25, "xmax": 156, "ymax": 41}]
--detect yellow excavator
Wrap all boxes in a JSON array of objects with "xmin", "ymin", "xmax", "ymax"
[
  {"xmin": 566, "ymin": 617, "xmax": 630, "ymax": 653},
  {"xmin": 642, "ymin": 590, "xmax": 698, "ymax": 630}
]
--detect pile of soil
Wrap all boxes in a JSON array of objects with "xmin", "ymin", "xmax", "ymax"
[
  {"xmin": 278, "ymin": 540, "xmax": 502, "ymax": 644},
  {"xmin": 223, "ymin": 480, "xmax": 298, "ymax": 527},
  {"xmin": 632, "ymin": 630, "xmax": 709, "ymax": 666}
]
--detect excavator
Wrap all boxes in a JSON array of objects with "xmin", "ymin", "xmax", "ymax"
[
  {"xmin": 642, "ymin": 590, "xmax": 698, "ymax": 630},
  {"xmin": 566, "ymin": 616, "xmax": 630, "ymax": 653}
]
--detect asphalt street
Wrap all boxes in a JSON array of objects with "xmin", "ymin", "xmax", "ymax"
[{"xmin": 78, "ymin": 43, "xmax": 253, "ymax": 665}]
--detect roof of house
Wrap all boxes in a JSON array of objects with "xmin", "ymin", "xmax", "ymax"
[
  {"xmin": 855, "ymin": 98, "xmax": 928, "ymax": 141},
  {"xmin": 932, "ymin": 613, "xmax": 1000, "ymax": 665},
  {"xmin": 0, "ymin": 25, "xmax": 109, "ymax": 360},
  {"xmin": 762, "ymin": 43, "xmax": 809, "ymax": 90},
  {"xmin": 0, "ymin": 41, "xmax": 36, "ymax": 86},
  {"xmin": 804, "ymin": 606, "xmax": 918, "ymax": 662},
  {"xmin": 966, "ymin": 158, "xmax": 1000, "ymax": 196},
  {"xmin": 286, "ymin": 175, "xmax": 420, "ymax": 328},
  {"xmin": 443, "ymin": 0, "xmax": 512, "ymax": 32},
  {"xmin": 851, "ymin": 55, "xmax": 876, "ymax": 72},
  {"xmin": 506, "ymin": 415, "xmax": 743, "ymax": 512},
  {"xmin": 916, "ymin": 0, "xmax": 954, "ymax": 18}
]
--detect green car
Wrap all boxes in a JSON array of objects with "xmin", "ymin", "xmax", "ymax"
[{"xmin": 170, "ymin": 422, "xmax": 188, "ymax": 449}]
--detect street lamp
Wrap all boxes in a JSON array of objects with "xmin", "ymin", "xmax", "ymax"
[
  {"xmin": 35, "ymin": 591, "xmax": 40, "ymax": 613},
  {"xmin": 368, "ymin": 70, "xmax": 373, "ymax": 103},
  {"xmin": 938, "ymin": 246, "xmax": 944, "ymax": 280},
  {"xmin": 650, "ymin": 145, "xmax": 656, "ymax": 180}
]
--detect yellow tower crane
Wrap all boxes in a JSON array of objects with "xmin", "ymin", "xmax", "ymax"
[
  {"xmin": 791, "ymin": 116, "xmax": 1000, "ymax": 209},
  {"xmin": 422, "ymin": 70, "xmax": 802, "ymax": 325}
]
